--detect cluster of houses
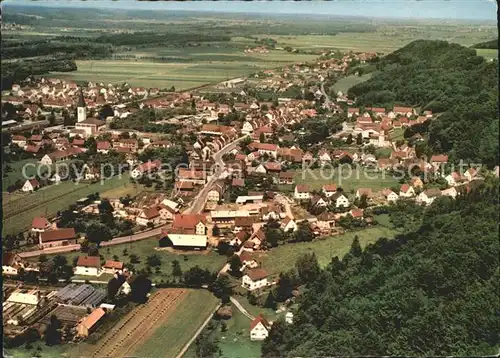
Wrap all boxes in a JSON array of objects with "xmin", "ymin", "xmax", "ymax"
[{"xmin": 2, "ymin": 77, "xmax": 164, "ymax": 112}]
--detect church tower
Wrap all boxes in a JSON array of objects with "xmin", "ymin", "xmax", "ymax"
[{"xmin": 77, "ymin": 87, "xmax": 87, "ymax": 123}]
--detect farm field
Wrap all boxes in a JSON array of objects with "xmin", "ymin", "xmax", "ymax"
[
  {"xmin": 37, "ymin": 238, "xmax": 227, "ymax": 284},
  {"xmin": 267, "ymin": 26, "xmax": 497, "ymax": 53},
  {"xmin": 131, "ymin": 289, "xmax": 219, "ymax": 358},
  {"xmin": 293, "ymin": 168, "xmax": 400, "ymax": 193},
  {"xmin": 82, "ymin": 288, "xmax": 188, "ymax": 358},
  {"xmin": 476, "ymin": 48, "xmax": 498, "ymax": 60},
  {"xmin": 2, "ymin": 173, "xmax": 132, "ymax": 236},
  {"xmin": 332, "ymin": 73, "xmax": 373, "ymax": 93},
  {"xmin": 49, "ymin": 47, "xmax": 317, "ymax": 89},
  {"xmin": 253, "ymin": 227, "xmax": 398, "ymax": 276}
]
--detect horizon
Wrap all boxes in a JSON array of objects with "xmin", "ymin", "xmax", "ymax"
[{"xmin": 3, "ymin": 0, "xmax": 498, "ymax": 22}]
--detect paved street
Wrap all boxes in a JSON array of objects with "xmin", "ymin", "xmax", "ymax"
[{"xmin": 184, "ymin": 135, "xmax": 247, "ymax": 214}]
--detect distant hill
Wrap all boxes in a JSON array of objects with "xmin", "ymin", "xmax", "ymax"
[
  {"xmin": 472, "ymin": 39, "xmax": 498, "ymax": 49},
  {"xmin": 348, "ymin": 40, "xmax": 498, "ymax": 167}
]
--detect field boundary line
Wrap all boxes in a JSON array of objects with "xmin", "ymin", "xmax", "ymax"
[{"xmin": 175, "ymin": 300, "xmax": 221, "ymax": 358}]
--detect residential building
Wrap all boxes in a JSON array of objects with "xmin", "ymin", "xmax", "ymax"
[
  {"xmin": 399, "ymin": 184, "xmax": 416, "ymax": 197},
  {"xmin": 242, "ymin": 268, "xmax": 269, "ymax": 291},
  {"xmin": 294, "ymin": 184, "xmax": 311, "ymax": 200},
  {"xmin": 416, "ymin": 188, "xmax": 442, "ymax": 206},
  {"xmin": 102, "ymin": 260, "xmax": 124, "ymax": 274},
  {"xmin": 22, "ymin": 179, "xmax": 40, "ymax": 192},
  {"xmin": 74, "ymin": 256, "xmax": 102, "ymax": 276},
  {"xmin": 331, "ymin": 192, "xmax": 350, "ymax": 208},
  {"xmin": 322, "ymin": 184, "xmax": 337, "ymax": 197},
  {"xmin": 31, "ymin": 216, "xmax": 51, "ymax": 232},
  {"xmin": 136, "ymin": 207, "xmax": 161, "ymax": 227},
  {"xmin": 250, "ymin": 314, "xmax": 271, "ymax": 341}
]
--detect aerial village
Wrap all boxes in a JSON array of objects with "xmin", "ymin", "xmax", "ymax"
[{"xmin": 2, "ymin": 49, "xmax": 496, "ymax": 349}]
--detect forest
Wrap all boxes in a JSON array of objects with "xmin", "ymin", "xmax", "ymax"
[
  {"xmin": 348, "ymin": 40, "xmax": 498, "ymax": 167},
  {"xmin": 2, "ymin": 56, "xmax": 77, "ymax": 90},
  {"xmin": 262, "ymin": 179, "xmax": 499, "ymax": 357},
  {"xmin": 472, "ymin": 39, "xmax": 498, "ymax": 49}
]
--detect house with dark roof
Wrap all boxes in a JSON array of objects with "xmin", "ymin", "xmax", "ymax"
[
  {"xmin": 136, "ymin": 206, "xmax": 160, "ymax": 227},
  {"xmin": 242, "ymin": 268, "xmax": 269, "ymax": 291},
  {"xmin": 39, "ymin": 228, "xmax": 77, "ymax": 249}
]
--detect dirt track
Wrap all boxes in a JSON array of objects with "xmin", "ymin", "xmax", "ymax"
[{"xmin": 90, "ymin": 288, "xmax": 186, "ymax": 358}]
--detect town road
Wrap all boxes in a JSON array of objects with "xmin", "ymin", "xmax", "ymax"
[
  {"xmin": 184, "ymin": 135, "xmax": 247, "ymax": 214},
  {"xmin": 18, "ymin": 226, "xmax": 164, "ymax": 258}
]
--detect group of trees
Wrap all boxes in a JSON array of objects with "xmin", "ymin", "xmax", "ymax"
[
  {"xmin": 262, "ymin": 179, "xmax": 499, "ymax": 357},
  {"xmin": 348, "ymin": 40, "xmax": 498, "ymax": 167}
]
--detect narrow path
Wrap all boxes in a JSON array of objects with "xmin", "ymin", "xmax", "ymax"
[{"xmin": 230, "ymin": 296, "xmax": 255, "ymax": 320}]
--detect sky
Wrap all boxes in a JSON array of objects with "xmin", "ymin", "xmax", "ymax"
[{"xmin": 3, "ymin": 0, "xmax": 498, "ymax": 21}]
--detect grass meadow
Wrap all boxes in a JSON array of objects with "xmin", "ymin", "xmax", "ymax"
[
  {"xmin": 2, "ymin": 173, "xmax": 133, "ymax": 235},
  {"xmin": 293, "ymin": 168, "xmax": 400, "ymax": 193},
  {"xmin": 253, "ymin": 226, "xmax": 398, "ymax": 277},
  {"xmin": 132, "ymin": 289, "xmax": 219, "ymax": 358}
]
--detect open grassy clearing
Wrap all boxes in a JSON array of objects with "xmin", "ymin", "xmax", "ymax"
[
  {"xmin": 34, "ymin": 238, "xmax": 227, "ymax": 284},
  {"xmin": 253, "ymin": 227, "xmax": 398, "ymax": 276},
  {"xmin": 2, "ymin": 173, "xmax": 132, "ymax": 235},
  {"xmin": 293, "ymin": 168, "xmax": 400, "ymax": 193},
  {"xmin": 2, "ymin": 159, "xmax": 46, "ymax": 191},
  {"xmin": 476, "ymin": 48, "xmax": 498, "ymax": 60},
  {"xmin": 332, "ymin": 73, "xmax": 373, "ymax": 93},
  {"xmin": 99, "ymin": 181, "xmax": 142, "ymax": 199},
  {"xmin": 185, "ymin": 302, "xmax": 262, "ymax": 358},
  {"xmin": 132, "ymin": 289, "xmax": 219, "ymax": 358},
  {"xmin": 390, "ymin": 128, "xmax": 405, "ymax": 141}
]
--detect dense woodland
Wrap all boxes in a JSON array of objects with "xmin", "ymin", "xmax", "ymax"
[
  {"xmin": 348, "ymin": 40, "xmax": 498, "ymax": 167},
  {"xmin": 472, "ymin": 39, "xmax": 498, "ymax": 49},
  {"xmin": 263, "ymin": 178, "xmax": 499, "ymax": 357}
]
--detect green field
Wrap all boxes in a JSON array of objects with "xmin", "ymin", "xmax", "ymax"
[
  {"xmin": 254, "ymin": 227, "xmax": 397, "ymax": 276},
  {"xmin": 294, "ymin": 168, "xmax": 399, "ymax": 193},
  {"xmin": 36, "ymin": 237, "xmax": 227, "ymax": 284},
  {"xmin": 2, "ymin": 173, "xmax": 133, "ymax": 235},
  {"xmin": 268, "ymin": 26, "xmax": 497, "ymax": 53},
  {"xmin": 49, "ymin": 47, "xmax": 317, "ymax": 89},
  {"xmin": 2, "ymin": 159, "xmax": 47, "ymax": 191},
  {"xmin": 132, "ymin": 289, "xmax": 219, "ymax": 358},
  {"xmin": 476, "ymin": 48, "xmax": 498, "ymax": 60},
  {"xmin": 332, "ymin": 73, "xmax": 373, "ymax": 93}
]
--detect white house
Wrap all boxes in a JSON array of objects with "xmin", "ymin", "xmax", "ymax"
[
  {"xmin": 242, "ymin": 268, "xmax": 269, "ymax": 291},
  {"xmin": 441, "ymin": 187, "xmax": 458, "ymax": 199},
  {"xmin": 294, "ymin": 184, "xmax": 311, "ymax": 201},
  {"xmin": 416, "ymin": 188, "xmax": 442, "ymax": 206},
  {"xmin": 381, "ymin": 189, "xmax": 399, "ymax": 203},
  {"xmin": 254, "ymin": 164, "xmax": 267, "ymax": 174},
  {"xmin": 136, "ymin": 207, "xmax": 161, "ymax": 227},
  {"xmin": 31, "ymin": 216, "xmax": 51, "ymax": 233},
  {"xmin": 281, "ymin": 216, "xmax": 298, "ymax": 232},
  {"xmin": 250, "ymin": 314, "xmax": 271, "ymax": 341},
  {"xmin": 399, "ymin": 184, "xmax": 416, "ymax": 198},
  {"xmin": 322, "ymin": 184, "xmax": 337, "ymax": 197},
  {"xmin": 2, "ymin": 253, "xmax": 24, "ymax": 276},
  {"xmin": 74, "ymin": 256, "xmax": 102, "ymax": 276},
  {"xmin": 22, "ymin": 179, "xmax": 40, "ymax": 192},
  {"xmin": 331, "ymin": 192, "xmax": 350, "ymax": 208}
]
